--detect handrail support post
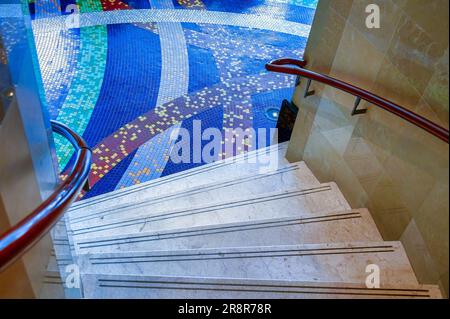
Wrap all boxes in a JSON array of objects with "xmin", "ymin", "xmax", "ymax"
[
  {"xmin": 351, "ymin": 97, "xmax": 367, "ymax": 116},
  {"xmin": 304, "ymin": 79, "xmax": 315, "ymax": 98}
]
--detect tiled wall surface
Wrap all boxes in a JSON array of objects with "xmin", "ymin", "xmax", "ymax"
[{"xmin": 287, "ymin": 0, "xmax": 449, "ymax": 295}]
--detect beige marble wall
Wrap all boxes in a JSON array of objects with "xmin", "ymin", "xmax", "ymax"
[
  {"xmin": 0, "ymin": 102, "xmax": 52, "ymax": 299},
  {"xmin": 287, "ymin": 0, "xmax": 449, "ymax": 295}
]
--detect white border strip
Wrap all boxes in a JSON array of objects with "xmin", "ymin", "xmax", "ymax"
[{"xmin": 32, "ymin": 9, "xmax": 311, "ymax": 37}]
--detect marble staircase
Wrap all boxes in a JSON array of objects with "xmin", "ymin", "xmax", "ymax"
[{"xmin": 43, "ymin": 142, "xmax": 442, "ymax": 299}]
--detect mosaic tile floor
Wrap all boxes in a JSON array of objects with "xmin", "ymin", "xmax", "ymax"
[{"xmin": 30, "ymin": 0, "xmax": 317, "ymax": 199}]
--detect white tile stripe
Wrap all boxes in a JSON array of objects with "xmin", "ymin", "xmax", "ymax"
[
  {"xmin": 265, "ymin": 0, "xmax": 319, "ymax": 9},
  {"xmin": 156, "ymin": 22, "xmax": 189, "ymax": 105},
  {"xmin": 32, "ymin": 9, "xmax": 311, "ymax": 37},
  {"xmin": 150, "ymin": 0, "xmax": 189, "ymax": 106},
  {"xmin": 115, "ymin": 0, "xmax": 189, "ymax": 189}
]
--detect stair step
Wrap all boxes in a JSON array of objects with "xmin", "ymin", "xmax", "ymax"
[
  {"xmin": 51, "ymin": 237, "xmax": 71, "ymax": 257},
  {"xmin": 51, "ymin": 219, "xmax": 69, "ymax": 239},
  {"xmin": 45, "ymin": 254, "xmax": 83, "ymax": 299},
  {"xmin": 51, "ymin": 216, "xmax": 75, "ymax": 267},
  {"xmin": 39, "ymin": 271, "xmax": 65, "ymax": 299},
  {"xmin": 47, "ymin": 254, "xmax": 73, "ymax": 273},
  {"xmin": 78, "ymin": 242, "xmax": 418, "ymax": 286},
  {"xmin": 69, "ymin": 183, "xmax": 351, "ymax": 240},
  {"xmin": 69, "ymin": 142, "xmax": 290, "ymax": 216},
  {"xmin": 73, "ymin": 209, "xmax": 382, "ymax": 254},
  {"xmin": 68, "ymin": 161, "xmax": 320, "ymax": 223},
  {"xmin": 81, "ymin": 274, "xmax": 442, "ymax": 299}
]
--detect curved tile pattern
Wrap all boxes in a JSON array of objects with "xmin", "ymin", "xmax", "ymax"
[
  {"xmin": 53, "ymin": 0, "xmax": 108, "ymax": 170},
  {"xmin": 30, "ymin": 0, "xmax": 316, "ymax": 197},
  {"xmin": 115, "ymin": 123, "xmax": 182, "ymax": 189},
  {"xmin": 116, "ymin": 0, "xmax": 189, "ymax": 188},
  {"xmin": 34, "ymin": 29, "xmax": 80, "ymax": 119},
  {"xmin": 35, "ymin": 0, "xmax": 62, "ymax": 19},
  {"xmin": 32, "ymin": 9, "xmax": 312, "ymax": 37},
  {"xmin": 54, "ymin": 25, "xmax": 108, "ymax": 170},
  {"xmin": 88, "ymin": 72, "xmax": 294, "ymax": 187}
]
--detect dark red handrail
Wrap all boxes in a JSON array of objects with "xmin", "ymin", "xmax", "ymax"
[
  {"xmin": 266, "ymin": 58, "xmax": 449, "ymax": 143},
  {"xmin": 0, "ymin": 121, "xmax": 92, "ymax": 272}
]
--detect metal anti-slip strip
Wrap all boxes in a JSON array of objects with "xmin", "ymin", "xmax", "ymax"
[
  {"xmin": 77, "ymin": 213, "xmax": 361, "ymax": 249},
  {"xmin": 96, "ymin": 285, "xmax": 430, "ymax": 298},
  {"xmin": 95, "ymin": 279, "xmax": 430, "ymax": 297},
  {"xmin": 72, "ymin": 186, "xmax": 334, "ymax": 235},
  {"xmin": 90, "ymin": 250, "xmax": 396, "ymax": 264},
  {"xmin": 97, "ymin": 278, "xmax": 428, "ymax": 292},
  {"xmin": 88, "ymin": 245, "xmax": 396, "ymax": 264}
]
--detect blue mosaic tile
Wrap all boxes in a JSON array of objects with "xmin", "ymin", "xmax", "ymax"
[
  {"xmin": 28, "ymin": 0, "xmax": 317, "ymax": 199},
  {"xmin": 83, "ymin": 148, "xmax": 138, "ymax": 199},
  {"xmin": 187, "ymin": 42, "xmax": 220, "ymax": 93},
  {"xmin": 211, "ymin": 25, "xmax": 309, "ymax": 54},
  {"xmin": 82, "ymin": 23, "xmax": 162, "ymax": 147},
  {"xmin": 115, "ymin": 123, "xmax": 181, "ymax": 189},
  {"xmin": 122, "ymin": 0, "xmax": 151, "ymax": 9},
  {"xmin": 162, "ymin": 105, "xmax": 224, "ymax": 176},
  {"xmin": 181, "ymin": 22, "xmax": 203, "ymax": 33},
  {"xmin": 35, "ymin": 0, "xmax": 61, "ymax": 19},
  {"xmin": 177, "ymin": 0, "xmax": 317, "ymax": 25}
]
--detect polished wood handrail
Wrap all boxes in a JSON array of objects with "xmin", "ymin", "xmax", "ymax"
[
  {"xmin": 266, "ymin": 58, "xmax": 449, "ymax": 143},
  {"xmin": 0, "ymin": 121, "xmax": 92, "ymax": 272}
]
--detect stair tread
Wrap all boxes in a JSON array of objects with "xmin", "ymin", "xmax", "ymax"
[
  {"xmin": 73, "ymin": 209, "xmax": 382, "ymax": 254},
  {"xmin": 70, "ymin": 142, "xmax": 290, "ymax": 214},
  {"xmin": 81, "ymin": 274, "xmax": 442, "ymax": 299},
  {"xmin": 78, "ymin": 241, "xmax": 418, "ymax": 286},
  {"xmin": 52, "ymin": 141, "xmax": 430, "ymax": 298},
  {"xmin": 39, "ymin": 271, "xmax": 65, "ymax": 299},
  {"xmin": 68, "ymin": 161, "xmax": 320, "ymax": 222},
  {"xmin": 69, "ymin": 183, "xmax": 351, "ymax": 240}
]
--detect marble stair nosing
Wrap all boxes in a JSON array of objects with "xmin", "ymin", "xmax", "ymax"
[
  {"xmin": 49, "ymin": 217, "xmax": 83, "ymax": 299},
  {"xmin": 73, "ymin": 209, "xmax": 383, "ymax": 254},
  {"xmin": 47, "ymin": 253, "xmax": 72, "ymax": 273},
  {"xmin": 69, "ymin": 183, "xmax": 351, "ymax": 240},
  {"xmin": 67, "ymin": 161, "xmax": 320, "ymax": 223},
  {"xmin": 81, "ymin": 274, "xmax": 443, "ymax": 299},
  {"xmin": 69, "ymin": 142, "xmax": 290, "ymax": 215},
  {"xmin": 78, "ymin": 241, "xmax": 418, "ymax": 286}
]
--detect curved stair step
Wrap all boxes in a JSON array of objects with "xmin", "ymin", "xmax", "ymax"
[
  {"xmin": 69, "ymin": 183, "xmax": 351, "ymax": 240},
  {"xmin": 39, "ymin": 271, "xmax": 65, "ymax": 299},
  {"xmin": 78, "ymin": 241, "xmax": 418, "ymax": 286},
  {"xmin": 81, "ymin": 274, "xmax": 442, "ymax": 299},
  {"xmin": 69, "ymin": 142, "xmax": 290, "ymax": 216},
  {"xmin": 68, "ymin": 161, "xmax": 320, "ymax": 223},
  {"xmin": 73, "ymin": 209, "xmax": 382, "ymax": 254}
]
